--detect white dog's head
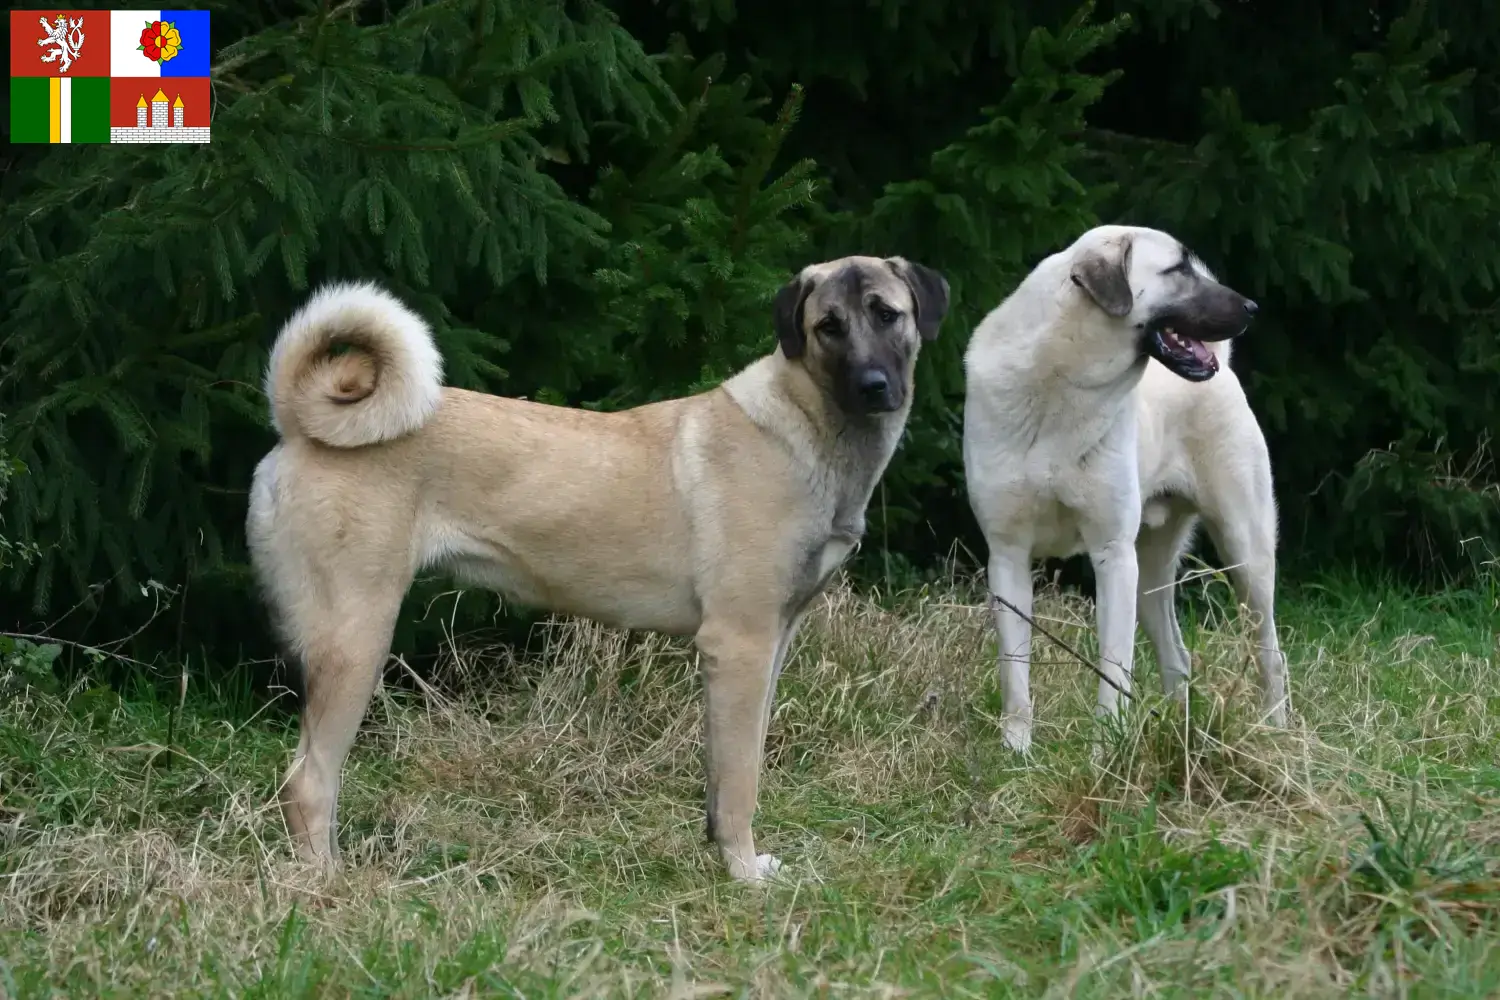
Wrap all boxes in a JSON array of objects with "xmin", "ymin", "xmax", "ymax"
[{"xmin": 1064, "ymin": 225, "xmax": 1258, "ymax": 382}]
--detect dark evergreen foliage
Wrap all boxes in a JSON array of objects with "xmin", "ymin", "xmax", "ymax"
[{"xmin": 1, "ymin": 0, "xmax": 1495, "ymax": 657}]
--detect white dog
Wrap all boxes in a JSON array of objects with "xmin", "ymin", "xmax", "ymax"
[{"xmin": 963, "ymin": 225, "xmax": 1290, "ymax": 752}]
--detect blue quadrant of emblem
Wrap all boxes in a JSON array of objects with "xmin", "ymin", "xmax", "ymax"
[{"xmin": 158, "ymin": 10, "xmax": 210, "ymax": 78}]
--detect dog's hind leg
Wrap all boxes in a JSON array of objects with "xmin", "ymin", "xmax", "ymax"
[
  {"xmin": 1136, "ymin": 505, "xmax": 1198, "ymax": 704},
  {"xmin": 280, "ymin": 583, "xmax": 405, "ymax": 867}
]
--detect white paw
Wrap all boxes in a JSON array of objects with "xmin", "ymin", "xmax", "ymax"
[
  {"xmin": 1001, "ymin": 719, "xmax": 1033, "ymax": 755},
  {"xmin": 730, "ymin": 853, "xmax": 785, "ymax": 884},
  {"xmin": 1263, "ymin": 698, "xmax": 1289, "ymax": 728},
  {"xmin": 753, "ymin": 853, "xmax": 783, "ymax": 881}
]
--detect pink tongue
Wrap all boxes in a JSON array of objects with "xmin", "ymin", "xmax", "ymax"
[{"xmin": 1185, "ymin": 338, "xmax": 1215, "ymax": 366}]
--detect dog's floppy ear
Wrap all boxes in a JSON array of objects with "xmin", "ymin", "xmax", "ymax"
[
  {"xmin": 886, "ymin": 257, "xmax": 951, "ymax": 341},
  {"xmin": 1070, "ymin": 237, "xmax": 1134, "ymax": 318},
  {"xmin": 773, "ymin": 272, "xmax": 815, "ymax": 360}
]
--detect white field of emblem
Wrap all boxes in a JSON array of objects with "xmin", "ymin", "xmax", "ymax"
[{"xmin": 37, "ymin": 14, "xmax": 86, "ymax": 74}]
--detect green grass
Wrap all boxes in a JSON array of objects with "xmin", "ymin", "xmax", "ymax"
[{"xmin": 3, "ymin": 571, "xmax": 1500, "ymax": 998}]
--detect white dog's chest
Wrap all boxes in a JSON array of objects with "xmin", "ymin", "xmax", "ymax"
[
  {"xmin": 1027, "ymin": 495, "xmax": 1091, "ymax": 559},
  {"xmin": 992, "ymin": 453, "xmax": 1134, "ymax": 560}
]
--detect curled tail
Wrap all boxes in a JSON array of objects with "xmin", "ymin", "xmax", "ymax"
[{"xmin": 265, "ymin": 282, "xmax": 444, "ymax": 448}]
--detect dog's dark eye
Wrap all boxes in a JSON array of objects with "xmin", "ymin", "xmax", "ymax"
[
  {"xmin": 874, "ymin": 305, "xmax": 899, "ymax": 324},
  {"xmin": 816, "ymin": 316, "xmax": 844, "ymax": 338}
]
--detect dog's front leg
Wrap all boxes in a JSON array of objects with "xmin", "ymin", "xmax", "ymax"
[
  {"xmin": 988, "ymin": 546, "xmax": 1035, "ymax": 754},
  {"xmin": 1089, "ymin": 537, "xmax": 1139, "ymax": 720},
  {"xmin": 696, "ymin": 615, "xmax": 781, "ymax": 883}
]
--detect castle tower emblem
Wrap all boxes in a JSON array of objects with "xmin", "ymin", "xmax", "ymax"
[{"xmin": 111, "ymin": 87, "xmax": 210, "ymax": 143}]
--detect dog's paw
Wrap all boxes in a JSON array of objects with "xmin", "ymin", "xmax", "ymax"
[
  {"xmin": 1088, "ymin": 739, "xmax": 1108, "ymax": 767},
  {"xmin": 752, "ymin": 854, "xmax": 784, "ymax": 881},
  {"xmin": 725, "ymin": 851, "xmax": 785, "ymax": 884},
  {"xmin": 1000, "ymin": 719, "xmax": 1033, "ymax": 755},
  {"xmin": 731, "ymin": 853, "xmax": 786, "ymax": 884}
]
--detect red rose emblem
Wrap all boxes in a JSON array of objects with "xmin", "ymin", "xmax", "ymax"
[
  {"xmin": 139, "ymin": 21, "xmax": 164, "ymax": 61},
  {"xmin": 137, "ymin": 20, "xmax": 182, "ymax": 63}
]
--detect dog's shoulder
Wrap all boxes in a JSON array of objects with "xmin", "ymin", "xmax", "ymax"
[
  {"xmin": 716, "ymin": 356, "xmax": 832, "ymax": 466},
  {"xmin": 967, "ymin": 251, "xmax": 1071, "ymax": 346},
  {"xmin": 669, "ymin": 366, "xmax": 796, "ymax": 495}
]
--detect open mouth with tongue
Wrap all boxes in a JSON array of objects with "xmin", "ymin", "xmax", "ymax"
[{"xmin": 1145, "ymin": 321, "xmax": 1222, "ymax": 382}]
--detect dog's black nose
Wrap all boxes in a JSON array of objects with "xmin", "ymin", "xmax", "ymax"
[
  {"xmin": 1244, "ymin": 299, "xmax": 1259, "ymax": 316},
  {"xmin": 858, "ymin": 369, "xmax": 891, "ymax": 405}
]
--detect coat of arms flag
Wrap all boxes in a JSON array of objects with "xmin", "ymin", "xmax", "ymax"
[{"xmin": 9, "ymin": 9, "xmax": 211, "ymax": 144}]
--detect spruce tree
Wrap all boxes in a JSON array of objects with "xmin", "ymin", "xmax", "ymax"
[
  {"xmin": 0, "ymin": 414, "xmax": 40, "ymax": 575},
  {"xmin": 0, "ymin": 1, "xmax": 822, "ymax": 658},
  {"xmin": 1080, "ymin": 0, "xmax": 1500, "ymax": 578},
  {"xmin": 5, "ymin": 0, "xmax": 1498, "ymax": 661},
  {"xmin": 631, "ymin": 0, "xmax": 1500, "ymax": 583}
]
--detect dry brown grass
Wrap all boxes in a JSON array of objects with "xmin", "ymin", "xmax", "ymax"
[{"xmin": 2, "ymin": 572, "xmax": 1498, "ymax": 997}]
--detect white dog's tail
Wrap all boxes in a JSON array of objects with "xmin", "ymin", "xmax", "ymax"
[{"xmin": 264, "ymin": 282, "xmax": 444, "ymax": 448}]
